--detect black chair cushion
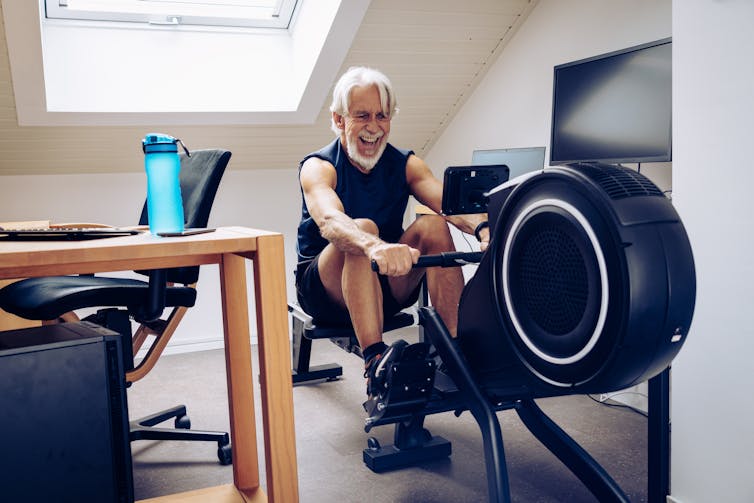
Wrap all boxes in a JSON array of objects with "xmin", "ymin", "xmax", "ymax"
[{"xmin": 0, "ymin": 276, "xmax": 197, "ymax": 321}]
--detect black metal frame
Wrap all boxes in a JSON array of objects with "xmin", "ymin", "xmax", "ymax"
[
  {"xmin": 420, "ymin": 306, "xmax": 631, "ymax": 502},
  {"xmin": 648, "ymin": 368, "xmax": 671, "ymax": 503}
]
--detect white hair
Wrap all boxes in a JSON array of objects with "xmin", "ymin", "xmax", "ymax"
[{"xmin": 329, "ymin": 66, "xmax": 399, "ymax": 135}]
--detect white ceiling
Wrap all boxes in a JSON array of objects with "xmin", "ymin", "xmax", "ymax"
[{"xmin": 0, "ymin": 0, "xmax": 537, "ymax": 175}]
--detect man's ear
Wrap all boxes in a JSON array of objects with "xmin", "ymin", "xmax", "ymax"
[{"xmin": 333, "ymin": 112, "xmax": 345, "ymax": 130}]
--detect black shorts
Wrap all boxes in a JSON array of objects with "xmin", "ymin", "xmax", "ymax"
[{"xmin": 295, "ymin": 256, "xmax": 422, "ymax": 327}]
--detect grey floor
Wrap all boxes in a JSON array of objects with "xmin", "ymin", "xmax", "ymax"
[{"xmin": 128, "ymin": 331, "xmax": 648, "ymax": 502}]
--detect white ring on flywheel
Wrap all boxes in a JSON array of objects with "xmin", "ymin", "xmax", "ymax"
[{"xmin": 501, "ymin": 198, "xmax": 609, "ymax": 367}]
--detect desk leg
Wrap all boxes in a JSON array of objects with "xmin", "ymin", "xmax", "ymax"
[
  {"xmin": 220, "ymin": 252, "xmax": 260, "ymax": 493},
  {"xmin": 252, "ymin": 235, "xmax": 300, "ymax": 503}
]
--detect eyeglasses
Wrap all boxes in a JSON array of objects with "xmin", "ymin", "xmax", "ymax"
[{"xmin": 348, "ymin": 112, "xmax": 390, "ymax": 123}]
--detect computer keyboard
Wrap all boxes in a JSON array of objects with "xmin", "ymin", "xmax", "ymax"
[{"xmin": 0, "ymin": 227, "xmax": 142, "ymax": 241}]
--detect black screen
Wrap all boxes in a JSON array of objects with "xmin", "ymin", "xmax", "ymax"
[{"xmin": 550, "ymin": 38, "xmax": 672, "ymax": 165}]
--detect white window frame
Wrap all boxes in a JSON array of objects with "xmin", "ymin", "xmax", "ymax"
[{"xmin": 44, "ymin": 0, "xmax": 300, "ymax": 29}]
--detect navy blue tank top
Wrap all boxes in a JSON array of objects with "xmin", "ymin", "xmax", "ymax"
[{"xmin": 297, "ymin": 138, "xmax": 413, "ymax": 261}]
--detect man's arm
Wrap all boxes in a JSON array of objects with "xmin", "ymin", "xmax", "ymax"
[
  {"xmin": 300, "ymin": 157, "xmax": 419, "ymax": 275},
  {"xmin": 406, "ymin": 155, "xmax": 490, "ymax": 249}
]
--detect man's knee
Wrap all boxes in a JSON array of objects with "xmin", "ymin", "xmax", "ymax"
[{"xmin": 412, "ymin": 215, "xmax": 454, "ymax": 250}]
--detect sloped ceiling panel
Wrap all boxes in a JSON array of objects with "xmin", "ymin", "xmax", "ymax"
[{"xmin": 0, "ymin": 0, "xmax": 536, "ymax": 175}]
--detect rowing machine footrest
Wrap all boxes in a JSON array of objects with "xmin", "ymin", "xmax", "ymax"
[{"xmin": 363, "ymin": 342, "xmax": 435, "ymax": 428}]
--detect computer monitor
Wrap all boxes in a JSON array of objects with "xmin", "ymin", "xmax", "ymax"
[
  {"xmin": 471, "ymin": 146, "xmax": 546, "ymax": 179},
  {"xmin": 549, "ymin": 38, "xmax": 672, "ymax": 166}
]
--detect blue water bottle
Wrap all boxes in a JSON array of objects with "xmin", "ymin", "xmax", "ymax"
[{"xmin": 142, "ymin": 133, "xmax": 188, "ymax": 235}]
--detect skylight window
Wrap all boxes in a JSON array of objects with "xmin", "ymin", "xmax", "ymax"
[
  {"xmin": 4, "ymin": 0, "xmax": 369, "ymax": 125},
  {"xmin": 45, "ymin": 0, "xmax": 299, "ymax": 29}
]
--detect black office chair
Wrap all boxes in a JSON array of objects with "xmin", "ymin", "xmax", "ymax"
[{"xmin": 0, "ymin": 149, "xmax": 233, "ymax": 465}]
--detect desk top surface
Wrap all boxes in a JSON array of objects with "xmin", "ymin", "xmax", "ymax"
[{"xmin": 0, "ymin": 226, "xmax": 280, "ymax": 279}]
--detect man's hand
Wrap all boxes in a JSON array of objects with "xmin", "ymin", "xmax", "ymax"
[
  {"xmin": 478, "ymin": 226, "xmax": 490, "ymax": 252},
  {"xmin": 368, "ymin": 242, "xmax": 420, "ymax": 276}
]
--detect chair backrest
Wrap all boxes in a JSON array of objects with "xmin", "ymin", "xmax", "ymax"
[{"xmin": 138, "ymin": 148, "xmax": 231, "ymax": 284}]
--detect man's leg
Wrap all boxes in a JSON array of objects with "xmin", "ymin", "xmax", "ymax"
[
  {"xmin": 316, "ymin": 218, "xmax": 385, "ymax": 355},
  {"xmin": 390, "ymin": 215, "xmax": 463, "ymax": 337}
]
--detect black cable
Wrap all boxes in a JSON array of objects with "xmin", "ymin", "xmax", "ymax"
[{"xmin": 459, "ymin": 229, "xmax": 474, "ymax": 250}]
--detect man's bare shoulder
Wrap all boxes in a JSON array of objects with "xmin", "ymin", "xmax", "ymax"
[
  {"xmin": 301, "ymin": 156, "xmax": 337, "ymax": 188},
  {"xmin": 405, "ymin": 153, "xmax": 435, "ymax": 181},
  {"xmin": 302, "ymin": 155, "xmax": 335, "ymax": 171}
]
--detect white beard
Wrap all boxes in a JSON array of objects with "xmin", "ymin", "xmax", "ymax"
[{"xmin": 345, "ymin": 132, "xmax": 387, "ymax": 172}]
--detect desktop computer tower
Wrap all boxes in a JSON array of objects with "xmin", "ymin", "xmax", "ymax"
[{"xmin": 0, "ymin": 322, "xmax": 133, "ymax": 503}]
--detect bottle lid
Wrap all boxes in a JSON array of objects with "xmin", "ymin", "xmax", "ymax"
[{"xmin": 142, "ymin": 133, "xmax": 191, "ymax": 156}]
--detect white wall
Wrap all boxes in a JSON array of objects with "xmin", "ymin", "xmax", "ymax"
[
  {"xmin": 0, "ymin": 167, "xmax": 302, "ymax": 352},
  {"xmin": 671, "ymin": 1, "xmax": 754, "ymax": 502},
  {"xmin": 424, "ymin": 0, "xmax": 672, "ymax": 308},
  {"xmin": 424, "ymin": 0, "xmax": 671, "ymax": 180}
]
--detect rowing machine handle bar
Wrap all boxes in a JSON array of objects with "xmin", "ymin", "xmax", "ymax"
[{"xmin": 370, "ymin": 251, "xmax": 483, "ymax": 272}]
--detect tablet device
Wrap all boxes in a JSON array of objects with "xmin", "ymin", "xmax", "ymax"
[
  {"xmin": 156, "ymin": 228, "xmax": 216, "ymax": 237},
  {"xmin": 441, "ymin": 165, "xmax": 510, "ymax": 215}
]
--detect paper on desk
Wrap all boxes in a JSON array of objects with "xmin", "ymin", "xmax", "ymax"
[{"xmin": 0, "ymin": 220, "xmax": 50, "ymax": 230}]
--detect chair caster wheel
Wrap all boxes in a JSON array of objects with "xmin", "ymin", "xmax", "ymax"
[
  {"xmin": 175, "ymin": 414, "xmax": 191, "ymax": 429},
  {"xmin": 218, "ymin": 443, "xmax": 233, "ymax": 465},
  {"xmin": 367, "ymin": 437, "xmax": 381, "ymax": 452}
]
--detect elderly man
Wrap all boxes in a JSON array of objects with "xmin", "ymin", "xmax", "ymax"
[{"xmin": 295, "ymin": 66, "xmax": 489, "ymax": 398}]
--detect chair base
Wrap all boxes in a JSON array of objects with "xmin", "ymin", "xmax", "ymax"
[
  {"xmin": 129, "ymin": 404, "xmax": 232, "ymax": 465},
  {"xmin": 84, "ymin": 309, "xmax": 234, "ymax": 466}
]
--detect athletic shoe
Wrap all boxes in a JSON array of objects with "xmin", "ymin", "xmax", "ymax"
[{"xmin": 364, "ymin": 339, "xmax": 408, "ymax": 399}]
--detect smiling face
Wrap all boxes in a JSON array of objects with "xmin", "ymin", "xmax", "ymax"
[{"xmin": 334, "ymin": 84, "xmax": 391, "ymax": 173}]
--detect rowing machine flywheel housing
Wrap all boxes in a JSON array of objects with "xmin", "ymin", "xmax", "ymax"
[{"xmin": 457, "ymin": 164, "xmax": 695, "ymax": 399}]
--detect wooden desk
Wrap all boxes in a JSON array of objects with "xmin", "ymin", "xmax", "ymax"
[{"xmin": 0, "ymin": 226, "xmax": 299, "ymax": 503}]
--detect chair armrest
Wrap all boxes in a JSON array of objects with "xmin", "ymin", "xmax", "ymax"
[{"xmin": 132, "ymin": 270, "xmax": 167, "ymax": 323}]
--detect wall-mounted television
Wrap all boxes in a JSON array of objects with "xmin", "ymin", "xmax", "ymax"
[{"xmin": 549, "ymin": 38, "xmax": 672, "ymax": 166}]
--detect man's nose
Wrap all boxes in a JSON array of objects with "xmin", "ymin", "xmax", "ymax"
[{"xmin": 365, "ymin": 116, "xmax": 380, "ymax": 131}]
